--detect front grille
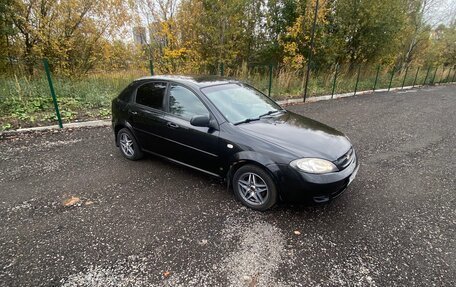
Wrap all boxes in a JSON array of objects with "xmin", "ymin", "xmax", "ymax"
[{"xmin": 334, "ymin": 147, "xmax": 355, "ymax": 170}]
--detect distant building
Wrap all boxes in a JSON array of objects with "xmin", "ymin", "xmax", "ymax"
[{"xmin": 133, "ymin": 26, "xmax": 147, "ymax": 45}]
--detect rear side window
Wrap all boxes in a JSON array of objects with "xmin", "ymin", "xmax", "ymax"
[
  {"xmin": 118, "ymin": 84, "xmax": 134, "ymax": 102},
  {"xmin": 136, "ymin": 82, "xmax": 167, "ymax": 110}
]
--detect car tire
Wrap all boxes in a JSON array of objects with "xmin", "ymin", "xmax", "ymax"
[
  {"xmin": 232, "ymin": 164, "xmax": 278, "ymax": 211},
  {"xmin": 117, "ymin": 128, "xmax": 143, "ymax": 160}
]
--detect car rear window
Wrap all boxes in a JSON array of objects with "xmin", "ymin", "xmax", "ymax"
[{"xmin": 136, "ymin": 82, "xmax": 167, "ymax": 110}]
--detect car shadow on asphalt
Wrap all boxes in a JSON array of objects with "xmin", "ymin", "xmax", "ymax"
[{"xmin": 138, "ymin": 153, "xmax": 355, "ymax": 216}]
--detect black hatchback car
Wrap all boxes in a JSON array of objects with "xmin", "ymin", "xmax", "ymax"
[{"xmin": 112, "ymin": 75, "xmax": 359, "ymax": 210}]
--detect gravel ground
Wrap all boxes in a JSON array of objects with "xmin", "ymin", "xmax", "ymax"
[{"xmin": 1, "ymin": 85, "xmax": 455, "ymax": 286}]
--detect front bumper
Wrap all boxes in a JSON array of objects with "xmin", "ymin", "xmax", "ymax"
[{"xmin": 274, "ymin": 152, "xmax": 359, "ymax": 203}]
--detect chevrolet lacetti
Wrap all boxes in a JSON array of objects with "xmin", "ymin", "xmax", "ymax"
[{"xmin": 112, "ymin": 76, "xmax": 359, "ymax": 210}]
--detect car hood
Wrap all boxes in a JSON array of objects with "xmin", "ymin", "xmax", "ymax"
[{"xmin": 237, "ymin": 111, "xmax": 352, "ymax": 160}]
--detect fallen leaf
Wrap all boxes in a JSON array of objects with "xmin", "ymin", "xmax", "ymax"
[
  {"xmin": 293, "ymin": 230, "xmax": 301, "ymax": 235},
  {"xmin": 85, "ymin": 200, "xmax": 94, "ymax": 205},
  {"xmin": 63, "ymin": 196, "xmax": 80, "ymax": 207},
  {"xmin": 163, "ymin": 271, "xmax": 171, "ymax": 278},
  {"xmin": 249, "ymin": 273, "xmax": 259, "ymax": 287},
  {"xmin": 242, "ymin": 275, "xmax": 251, "ymax": 284}
]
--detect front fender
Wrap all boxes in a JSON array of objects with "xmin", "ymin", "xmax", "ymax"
[
  {"xmin": 230, "ymin": 151, "xmax": 276, "ymax": 166},
  {"xmin": 226, "ymin": 151, "xmax": 283, "ymax": 192}
]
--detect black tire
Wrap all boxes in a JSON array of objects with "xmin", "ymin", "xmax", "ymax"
[
  {"xmin": 232, "ymin": 164, "xmax": 278, "ymax": 211},
  {"xmin": 117, "ymin": 128, "xmax": 143, "ymax": 160}
]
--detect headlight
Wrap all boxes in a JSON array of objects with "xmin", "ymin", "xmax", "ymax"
[{"xmin": 290, "ymin": 158, "xmax": 338, "ymax": 174}]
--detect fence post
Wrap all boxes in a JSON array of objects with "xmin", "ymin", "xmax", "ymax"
[
  {"xmin": 220, "ymin": 62, "xmax": 224, "ymax": 77},
  {"xmin": 43, "ymin": 59, "xmax": 63, "ymax": 128},
  {"xmin": 388, "ymin": 66, "xmax": 395, "ymax": 92},
  {"xmin": 373, "ymin": 65, "xmax": 380, "ymax": 91},
  {"xmin": 354, "ymin": 65, "xmax": 361, "ymax": 96},
  {"xmin": 331, "ymin": 63, "xmax": 339, "ymax": 99},
  {"xmin": 452, "ymin": 67, "xmax": 456, "ymax": 82},
  {"xmin": 431, "ymin": 66, "xmax": 438, "ymax": 84},
  {"xmin": 267, "ymin": 64, "xmax": 273, "ymax": 97},
  {"xmin": 149, "ymin": 60, "xmax": 154, "ymax": 76},
  {"xmin": 423, "ymin": 66, "xmax": 431, "ymax": 85},
  {"xmin": 401, "ymin": 66, "xmax": 409, "ymax": 89},
  {"xmin": 412, "ymin": 67, "xmax": 420, "ymax": 88}
]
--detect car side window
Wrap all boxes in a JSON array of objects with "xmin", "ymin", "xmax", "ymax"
[
  {"xmin": 136, "ymin": 82, "xmax": 167, "ymax": 110},
  {"xmin": 118, "ymin": 84, "xmax": 134, "ymax": 102},
  {"xmin": 168, "ymin": 85, "xmax": 209, "ymax": 121}
]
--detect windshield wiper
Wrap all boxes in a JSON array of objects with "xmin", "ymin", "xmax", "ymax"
[
  {"xmin": 258, "ymin": 109, "xmax": 285, "ymax": 118},
  {"xmin": 234, "ymin": 110, "xmax": 285, "ymax": 125},
  {"xmin": 234, "ymin": 117, "xmax": 261, "ymax": 125}
]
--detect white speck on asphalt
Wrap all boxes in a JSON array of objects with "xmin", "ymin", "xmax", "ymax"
[
  {"xmin": 223, "ymin": 216, "xmax": 286, "ymax": 287},
  {"xmin": 60, "ymin": 256, "xmax": 150, "ymax": 287}
]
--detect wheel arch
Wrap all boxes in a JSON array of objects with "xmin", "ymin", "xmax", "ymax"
[
  {"xmin": 226, "ymin": 151, "xmax": 282, "ymax": 194},
  {"xmin": 114, "ymin": 121, "xmax": 137, "ymax": 146}
]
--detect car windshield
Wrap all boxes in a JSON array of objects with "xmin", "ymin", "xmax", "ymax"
[{"xmin": 201, "ymin": 83, "xmax": 283, "ymax": 124}]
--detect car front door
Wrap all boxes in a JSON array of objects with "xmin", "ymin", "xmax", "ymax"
[
  {"xmin": 128, "ymin": 81, "xmax": 169, "ymax": 154},
  {"xmin": 160, "ymin": 83, "xmax": 221, "ymax": 175}
]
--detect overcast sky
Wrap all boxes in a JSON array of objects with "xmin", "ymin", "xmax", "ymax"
[{"xmin": 426, "ymin": 0, "xmax": 456, "ymax": 26}]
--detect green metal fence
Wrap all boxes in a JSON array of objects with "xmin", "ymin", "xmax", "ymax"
[{"xmin": 0, "ymin": 56, "xmax": 455, "ymax": 131}]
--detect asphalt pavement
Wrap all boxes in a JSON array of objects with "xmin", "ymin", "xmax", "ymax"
[{"xmin": 1, "ymin": 85, "xmax": 455, "ymax": 286}]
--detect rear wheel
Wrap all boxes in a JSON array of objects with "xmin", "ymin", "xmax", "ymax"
[
  {"xmin": 232, "ymin": 164, "xmax": 277, "ymax": 211},
  {"xmin": 117, "ymin": 128, "xmax": 143, "ymax": 160}
]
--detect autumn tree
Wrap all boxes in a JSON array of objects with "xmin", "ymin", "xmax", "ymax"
[
  {"xmin": 0, "ymin": 0, "xmax": 14, "ymax": 71},
  {"xmin": 1, "ymin": 0, "xmax": 454, "ymax": 76},
  {"xmin": 421, "ymin": 22, "xmax": 456, "ymax": 67},
  {"xmin": 3, "ymin": 0, "xmax": 131, "ymax": 75}
]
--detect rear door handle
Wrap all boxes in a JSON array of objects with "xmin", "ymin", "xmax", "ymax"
[
  {"xmin": 129, "ymin": 111, "xmax": 138, "ymax": 115},
  {"xmin": 167, "ymin": 122, "xmax": 179, "ymax": 129}
]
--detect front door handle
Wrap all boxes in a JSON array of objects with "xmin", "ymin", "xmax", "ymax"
[
  {"xmin": 167, "ymin": 122, "xmax": 179, "ymax": 129},
  {"xmin": 129, "ymin": 111, "xmax": 138, "ymax": 115}
]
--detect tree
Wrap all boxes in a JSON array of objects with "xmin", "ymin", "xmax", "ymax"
[
  {"xmin": 175, "ymin": 0, "xmax": 256, "ymax": 73},
  {"xmin": 4, "ymin": 0, "xmax": 131, "ymax": 75},
  {"xmin": 0, "ymin": 0, "xmax": 15, "ymax": 72},
  {"xmin": 329, "ymin": 0, "xmax": 407, "ymax": 69},
  {"xmin": 261, "ymin": 0, "xmax": 299, "ymax": 64},
  {"xmin": 1, "ymin": 0, "xmax": 453, "ymax": 76},
  {"xmin": 278, "ymin": 0, "xmax": 329, "ymax": 70}
]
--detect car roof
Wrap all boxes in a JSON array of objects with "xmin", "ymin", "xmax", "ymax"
[{"xmin": 134, "ymin": 75, "xmax": 240, "ymax": 88}]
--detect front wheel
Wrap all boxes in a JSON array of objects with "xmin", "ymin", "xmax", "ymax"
[
  {"xmin": 117, "ymin": 128, "xmax": 143, "ymax": 160},
  {"xmin": 232, "ymin": 164, "xmax": 278, "ymax": 211}
]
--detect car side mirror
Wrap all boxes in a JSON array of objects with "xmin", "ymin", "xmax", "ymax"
[
  {"xmin": 190, "ymin": 115, "xmax": 210, "ymax": 127},
  {"xmin": 190, "ymin": 115, "xmax": 218, "ymax": 130}
]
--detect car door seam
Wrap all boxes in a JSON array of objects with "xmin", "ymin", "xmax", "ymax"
[{"xmin": 133, "ymin": 127, "xmax": 219, "ymax": 158}]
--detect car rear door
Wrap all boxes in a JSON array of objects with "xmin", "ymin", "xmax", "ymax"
[
  {"xmin": 160, "ymin": 83, "xmax": 221, "ymax": 176},
  {"xmin": 128, "ymin": 81, "xmax": 169, "ymax": 154}
]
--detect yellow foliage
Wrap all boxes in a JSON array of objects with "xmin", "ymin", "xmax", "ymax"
[{"xmin": 279, "ymin": 0, "xmax": 329, "ymax": 69}]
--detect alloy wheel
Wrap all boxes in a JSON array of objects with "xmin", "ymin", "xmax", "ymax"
[
  {"xmin": 119, "ymin": 133, "xmax": 134, "ymax": 157},
  {"xmin": 237, "ymin": 172, "xmax": 269, "ymax": 206}
]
